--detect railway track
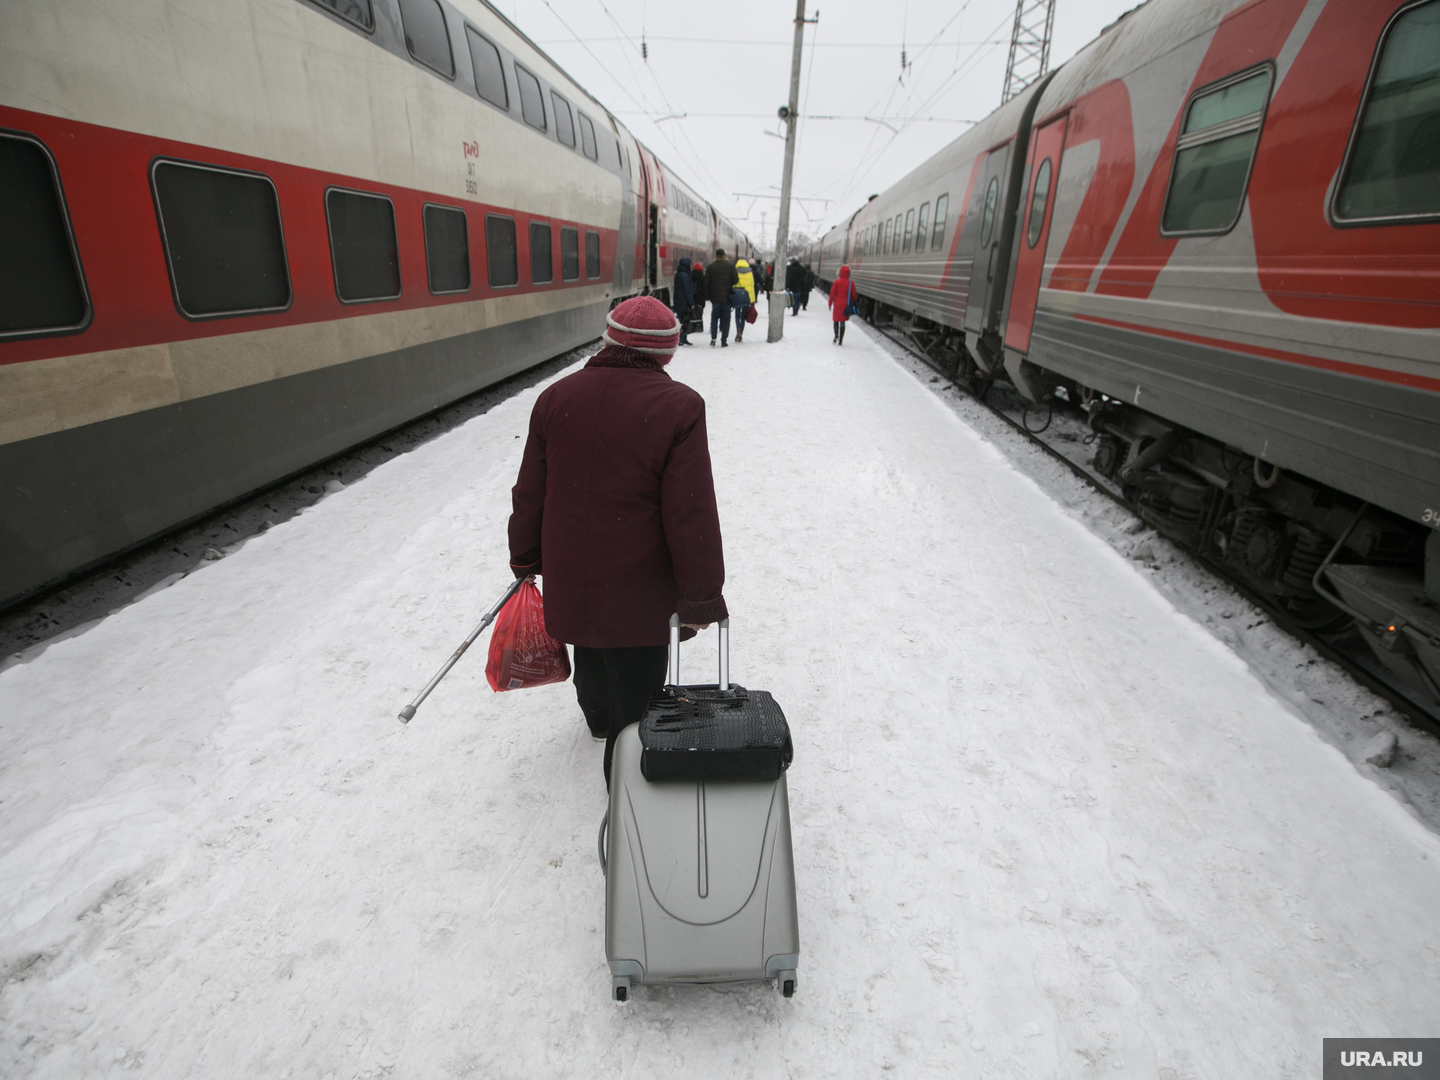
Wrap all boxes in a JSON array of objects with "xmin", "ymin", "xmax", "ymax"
[{"xmin": 867, "ymin": 319, "xmax": 1440, "ymax": 737}]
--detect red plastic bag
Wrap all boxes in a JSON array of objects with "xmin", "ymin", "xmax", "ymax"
[
  {"xmin": 745, "ymin": 303, "xmax": 758, "ymax": 325},
  {"xmin": 485, "ymin": 579, "xmax": 571, "ymax": 691}
]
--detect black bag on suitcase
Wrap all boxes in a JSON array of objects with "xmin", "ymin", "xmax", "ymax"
[{"xmin": 638, "ymin": 617, "xmax": 793, "ymax": 782}]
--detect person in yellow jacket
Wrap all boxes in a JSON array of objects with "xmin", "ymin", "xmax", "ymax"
[{"xmin": 730, "ymin": 258, "xmax": 756, "ymax": 343}]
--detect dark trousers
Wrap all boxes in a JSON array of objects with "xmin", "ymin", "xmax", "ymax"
[
  {"xmin": 709, "ymin": 302, "xmax": 731, "ymax": 343},
  {"xmin": 573, "ymin": 644, "xmax": 669, "ymax": 785},
  {"xmin": 675, "ymin": 307, "xmax": 689, "ymax": 344},
  {"xmin": 790, "ymin": 292, "xmax": 801, "ymax": 315},
  {"xmin": 731, "ymin": 297, "xmax": 750, "ymax": 338}
]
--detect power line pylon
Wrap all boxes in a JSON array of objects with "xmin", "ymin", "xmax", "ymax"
[{"xmin": 1002, "ymin": 0, "xmax": 1056, "ymax": 103}]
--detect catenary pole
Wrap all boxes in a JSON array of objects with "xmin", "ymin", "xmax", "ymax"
[{"xmin": 767, "ymin": 0, "xmax": 812, "ymax": 343}]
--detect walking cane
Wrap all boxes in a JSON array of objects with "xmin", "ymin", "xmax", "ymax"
[{"xmin": 397, "ymin": 576, "xmax": 527, "ymax": 723}]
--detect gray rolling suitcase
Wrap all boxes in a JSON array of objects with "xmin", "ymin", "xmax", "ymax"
[{"xmin": 599, "ymin": 616, "xmax": 799, "ymax": 1001}]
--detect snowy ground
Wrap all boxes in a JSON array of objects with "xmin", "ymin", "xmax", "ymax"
[
  {"xmin": 865, "ymin": 335, "xmax": 1440, "ymax": 833},
  {"xmin": 3, "ymin": 311, "xmax": 1439, "ymax": 1078}
]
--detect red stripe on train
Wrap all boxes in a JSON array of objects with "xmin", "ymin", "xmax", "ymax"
[
  {"xmin": 1071, "ymin": 313, "xmax": 1440, "ymax": 394},
  {"xmin": 0, "ymin": 104, "xmax": 618, "ymax": 368}
]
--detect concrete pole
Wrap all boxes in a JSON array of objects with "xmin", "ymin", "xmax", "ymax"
[{"xmin": 767, "ymin": 0, "xmax": 809, "ymax": 344}]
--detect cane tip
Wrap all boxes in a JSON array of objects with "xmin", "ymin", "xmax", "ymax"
[{"xmin": 398, "ymin": 706, "xmax": 415, "ymax": 723}]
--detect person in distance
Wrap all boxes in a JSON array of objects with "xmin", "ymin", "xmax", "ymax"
[
  {"xmin": 829, "ymin": 264, "xmax": 856, "ymax": 345},
  {"xmin": 702, "ymin": 248, "xmax": 739, "ymax": 347},
  {"xmin": 732, "ymin": 258, "xmax": 756, "ymax": 343},
  {"xmin": 672, "ymin": 257, "xmax": 694, "ymax": 346},
  {"xmin": 507, "ymin": 295, "xmax": 728, "ymax": 785},
  {"xmin": 690, "ymin": 256, "xmax": 705, "ymax": 305},
  {"xmin": 784, "ymin": 258, "xmax": 804, "ymax": 316},
  {"xmin": 800, "ymin": 263, "xmax": 814, "ymax": 311}
]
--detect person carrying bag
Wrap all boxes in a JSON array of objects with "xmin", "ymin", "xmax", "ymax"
[{"xmin": 507, "ymin": 296, "xmax": 728, "ymax": 784}]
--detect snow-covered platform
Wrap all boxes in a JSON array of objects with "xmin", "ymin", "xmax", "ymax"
[{"xmin": 3, "ymin": 310, "xmax": 1438, "ymax": 1078}]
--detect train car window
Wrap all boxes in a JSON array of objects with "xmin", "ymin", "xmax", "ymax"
[
  {"xmin": 916, "ymin": 203, "xmax": 930, "ymax": 253},
  {"xmin": 931, "ymin": 194, "xmax": 948, "ymax": 249},
  {"xmin": 516, "ymin": 64, "xmax": 546, "ymax": 130},
  {"xmin": 616, "ymin": 138, "xmax": 625, "ymax": 169},
  {"xmin": 309, "ymin": 0, "xmax": 372, "ymax": 30},
  {"xmin": 465, "ymin": 27, "xmax": 507, "ymax": 108},
  {"xmin": 0, "ymin": 134, "xmax": 90, "ymax": 337},
  {"xmin": 903, "ymin": 209, "xmax": 915, "ymax": 253},
  {"xmin": 1334, "ymin": 0, "xmax": 1440, "ymax": 223},
  {"xmin": 530, "ymin": 221, "xmax": 553, "ymax": 283},
  {"xmin": 326, "ymin": 188, "xmax": 400, "ymax": 302},
  {"xmin": 398, "ymin": 0, "xmax": 454, "ymax": 78},
  {"xmin": 552, "ymin": 93, "xmax": 576, "ymax": 147},
  {"xmin": 423, "ymin": 203, "xmax": 469, "ymax": 294},
  {"xmin": 586, "ymin": 230, "xmax": 601, "ymax": 278},
  {"xmin": 980, "ymin": 178, "xmax": 1000, "ymax": 247},
  {"xmin": 485, "ymin": 214, "xmax": 518, "ymax": 287},
  {"xmin": 152, "ymin": 161, "xmax": 291, "ymax": 318},
  {"xmin": 1161, "ymin": 68, "xmax": 1271, "ymax": 234},
  {"xmin": 1026, "ymin": 158, "xmax": 1053, "ymax": 247},
  {"xmin": 560, "ymin": 226, "xmax": 579, "ymax": 280},
  {"xmin": 579, "ymin": 114, "xmax": 598, "ymax": 160},
  {"xmin": 884, "ymin": 219, "xmax": 893, "ymax": 254}
]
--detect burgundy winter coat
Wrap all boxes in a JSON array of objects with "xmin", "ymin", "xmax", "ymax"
[
  {"xmin": 828, "ymin": 266, "xmax": 856, "ymax": 322},
  {"xmin": 508, "ymin": 348, "xmax": 728, "ymax": 648}
]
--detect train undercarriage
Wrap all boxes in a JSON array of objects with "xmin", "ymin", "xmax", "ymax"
[{"xmin": 863, "ymin": 299, "xmax": 1440, "ymax": 713}]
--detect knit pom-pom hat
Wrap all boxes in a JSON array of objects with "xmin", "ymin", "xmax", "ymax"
[{"xmin": 602, "ymin": 295, "xmax": 681, "ymax": 361}]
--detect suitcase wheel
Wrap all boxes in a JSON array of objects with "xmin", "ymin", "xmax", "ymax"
[
  {"xmin": 777, "ymin": 970, "xmax": 797, "ymax": 998},
  {"xmin": 612, "ymin": 975, "xmax": 632, "ymax": 1002}
]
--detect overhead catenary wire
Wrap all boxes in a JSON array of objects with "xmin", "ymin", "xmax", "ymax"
[
  {"xmin": 534, "ymin": 36, "xmax": 1005, "ymax": 48},
  {"xmin": 537, "ymin": 0, "xmax": 729, "ymax": 212},
  {"xmin": 815, "ymin": 8, "xmax": 1010, "ymax": 228},
  {"xmin": 588, "ymin": 0, "xmax": 733, "ymax": 213}
]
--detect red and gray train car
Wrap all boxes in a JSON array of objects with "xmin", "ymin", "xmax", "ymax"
[
  {"xmin": 809, "ymin": 0, "xmax": 1440, "ymax": 706},
  {"xmin": 0, "ymin": 0, "xmax": 750, "ymax": 608}
]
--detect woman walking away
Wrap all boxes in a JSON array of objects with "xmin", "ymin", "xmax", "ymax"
[
  {"xmin": 732, "ymin": 258, "xmax": 756, "ymax": 343},
  {"xmin": 828, "ymin": 264, "xmax": 856, "ymax": 344},
  {"xmin": 673, "ymin": 257, "xmax": 694, "ymax": 346},
  {"xmin": 507, "ymin": 296, "xmax": 727, "ymax": 784}
]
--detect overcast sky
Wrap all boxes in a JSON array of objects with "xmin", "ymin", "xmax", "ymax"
[{"xmin": 505, "ymin": 0, "xmax": 1144, "ymax": 249}]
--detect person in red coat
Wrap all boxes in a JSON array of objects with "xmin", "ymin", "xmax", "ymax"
[
  {"xmin": 828, "ymin": 264, "xmax": 857, "ymax": 345},
  {"xmin": 508, "ymin": 295, "xmax": 728, "ymax": 783}
]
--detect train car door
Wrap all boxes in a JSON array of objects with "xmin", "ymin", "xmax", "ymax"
[
  {"xmin": 634, "ymin": 151, "xmax": 651, "ymax": 294},
  {"xmin": 648, "ymin": 203, "xmax": 659, "ymax": 289},
  {"xmin": 1003, "ymin": 115, "xmax": 1067, "ymax": 355},
  {"xmin": 962, "ymin": 144, "xmax": 1012, "ymax": 338}
]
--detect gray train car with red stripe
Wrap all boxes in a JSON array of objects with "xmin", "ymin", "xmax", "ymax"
[
  {"xmin": 813, "ymin": 0, "xmax": 1440, "ymax": 706},
  {"xmin": 0, "ymin": 0, "xmax": 737, "ymax": 607}
]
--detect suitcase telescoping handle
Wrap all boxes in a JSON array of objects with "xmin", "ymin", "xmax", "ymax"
[{"xmin": 667, "ymin": 613, "xmax": 730, "ymax": 690}]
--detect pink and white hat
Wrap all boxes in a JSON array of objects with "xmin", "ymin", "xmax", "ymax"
[{"xmin": 603, "ymin": 295, "xmax": 681, "ymax": 360}]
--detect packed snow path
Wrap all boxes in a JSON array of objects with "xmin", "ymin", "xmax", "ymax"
[{"xmin": 3, "ymin": 311, "xmax": 1438, "ymax": 1079}]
